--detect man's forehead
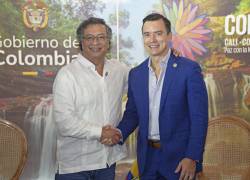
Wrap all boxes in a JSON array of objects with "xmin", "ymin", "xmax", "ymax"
[
  {"xmin": 85, "ymin": 24, "xmax": 106, "ymax": 30},
  {"xmin": 83, "ymin": 24, "xmax": 106, "ymax": 33},
  {"xmin": 143, "ymin": 20, "xmax": 166, "ymax": 32},
  {"xmin": 143, "ymin": 26, "xmax": 165, "ymax": 33}
]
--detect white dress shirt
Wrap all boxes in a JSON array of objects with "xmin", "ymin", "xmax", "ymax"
[
  {"xmin": 53, "ymin": 54, "xmax": 129, "ymax": 174},
  {"xmin": 148, "ymin": 50, "xmax": 170, "ymax": 140}
]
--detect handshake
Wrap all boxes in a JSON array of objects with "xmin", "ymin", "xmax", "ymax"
[{"xmin": 100, "ymin": 125, "xmax": 122, "ymax": 146}]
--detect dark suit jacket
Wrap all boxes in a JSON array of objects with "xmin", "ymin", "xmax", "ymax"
[{"xmin": 118, "ymin": 53, "xmax": 208, "ymax": 178}]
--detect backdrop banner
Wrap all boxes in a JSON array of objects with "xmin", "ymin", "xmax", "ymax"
[{"xmin": 0, "ymin": 0, "xmax": 249, "ymax": 179}]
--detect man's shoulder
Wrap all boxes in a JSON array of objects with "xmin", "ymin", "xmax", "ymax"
[
  {"xmin": 107, "ymin": 59, "xmax": 125, "ymax": 67},
  {"xmin": 108, "ymin": 59, "xmax": 131, "ymax": 67},
  {"xmin": 107, "ymin": 59, "xmax": 130, "ymax": 73},
  {"xmin": 131, "ymin": 58, "xmax": 149, "ymax": 73},
  {"xmin": 175, "ymin": 56, "xmax": 199, "ymax": 66},
  {"xmin": 55, "ymin": 59, "xmax": 79, "ymax": 79}
]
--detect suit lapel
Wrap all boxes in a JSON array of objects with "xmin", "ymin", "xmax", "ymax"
[
  {"xmin": 160, "ymin": 54, "xmax": 178, "ymax": 113},
  {"xmin": 138, "ymin": 59, "xmax": 149, "ymax": 134}
]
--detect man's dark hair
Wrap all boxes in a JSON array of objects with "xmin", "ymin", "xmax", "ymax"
[
  {"xmin": 142, "ymin": 13, "xmax": 171, "ymax": 34},
  {"xmin": 76, "ymin": 17, "xmax": 112, "ymax": 51}
]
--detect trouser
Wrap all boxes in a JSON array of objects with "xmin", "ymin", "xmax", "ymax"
[{"xmin": 55, "ymin": 164, "xmax": 116, "ymax": 180}]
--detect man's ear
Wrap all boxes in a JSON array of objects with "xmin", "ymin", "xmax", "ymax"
[{"xmin": 108, "ymin": 39, "xmax": 112, "ymax": 51}]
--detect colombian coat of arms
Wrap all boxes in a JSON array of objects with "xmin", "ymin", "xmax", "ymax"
[{"xmin": 22, "ymin": 0, "xmax": 48, "ymax": 32}]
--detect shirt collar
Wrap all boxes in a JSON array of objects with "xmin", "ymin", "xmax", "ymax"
[
  {"xmin": 148, "ymin": 49, "xmax": 171, "ymax": 71},
  {"xmin": 77, "ymin": 53, "xmax": 107, "ymax": 70}
]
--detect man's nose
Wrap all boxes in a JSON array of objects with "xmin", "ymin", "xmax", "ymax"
[
  {"xmin": 149, "ymin": 34, "xmax": 157, "ymax": 42},
  {"xmin": 92, "ymin": 37, "xmax": 100, "ymax": 44}
]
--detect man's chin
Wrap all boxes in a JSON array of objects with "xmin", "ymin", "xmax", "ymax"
[
  {"xmin": 91, "ymin": 54, "xmax": 106, "ymax": 60},
  {"xmin": 149, "ymin": 52, "xmax": 161, "ymax": 57}
]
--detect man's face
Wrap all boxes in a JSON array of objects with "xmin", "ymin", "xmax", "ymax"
[
  {"xmin": 142, "ymin": 19, "xmax": 172, "ymax": 58},
  {"xmin": 81, "ymin": 24, "xmax": 109, "ymax": 62}
]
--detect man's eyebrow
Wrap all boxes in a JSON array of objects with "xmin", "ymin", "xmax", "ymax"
[{"xmin": 143, "ymin": 30, "xmax": 163, "ymax": 34}]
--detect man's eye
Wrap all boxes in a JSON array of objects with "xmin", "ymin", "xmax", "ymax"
[
  {"xmin": 98, "ymin": 36, "xmax": 105, "ymax": 40},
  {"xmin": 156, "ymin": 32, "xmax": 163, "ymax": 36},
  {"xmin": 86, "ymin": 36, "xmax": 94, "ymax": 41}
]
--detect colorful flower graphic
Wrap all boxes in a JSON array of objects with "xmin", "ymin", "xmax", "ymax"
[{"xmin": 162, "ymin": 0, "xmax": 212, "ymax": 60}]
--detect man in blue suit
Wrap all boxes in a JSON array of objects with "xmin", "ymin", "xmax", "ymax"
[{"xmin": 116, "ymin": 13, "xmax": 208, "ymax": 180}]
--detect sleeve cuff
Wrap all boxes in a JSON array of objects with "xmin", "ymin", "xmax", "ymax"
[
  {"xmin": 88, "ymin": 126, "xmax": 102, "ymax": 140},
  {"xmin": 116, "ymin": 128, "xmax": 124, "ymax": 144}
]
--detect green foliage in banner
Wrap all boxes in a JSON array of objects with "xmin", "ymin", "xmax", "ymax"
[
  {"xmin": 0, "ymin": 0, "xmax": 25, "ymax": 38},
  {"xmin": 235, "ymin": 0, "xmax": 250, "ymax": 14}
]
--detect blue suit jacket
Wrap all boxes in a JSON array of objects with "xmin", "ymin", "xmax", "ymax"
[{"xmin": 118, "ymin": 53, "xmax": 208, "ymax": 178}]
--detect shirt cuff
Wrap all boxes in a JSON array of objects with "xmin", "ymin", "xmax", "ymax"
[
  {"xmin": 89, "ymin": 126, "xmax": 102, "ymax": 140},
  {"xmin": 116, "ymin": 128, "xmax": 124, "ymax": 144}
]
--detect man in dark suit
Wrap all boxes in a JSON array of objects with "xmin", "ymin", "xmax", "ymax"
[{"xmin": 116, "ymin": 13, "xmax": 208, "ymax": 180}]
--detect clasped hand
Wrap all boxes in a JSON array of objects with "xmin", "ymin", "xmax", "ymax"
[{"xmin": 100, "ymin": 125, "xmax": 122, "ymax": 146}]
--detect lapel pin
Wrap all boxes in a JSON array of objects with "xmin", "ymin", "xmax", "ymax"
[{"xmin": 173, "ymin": 63, "xmax": 178, "ymax": 68}]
